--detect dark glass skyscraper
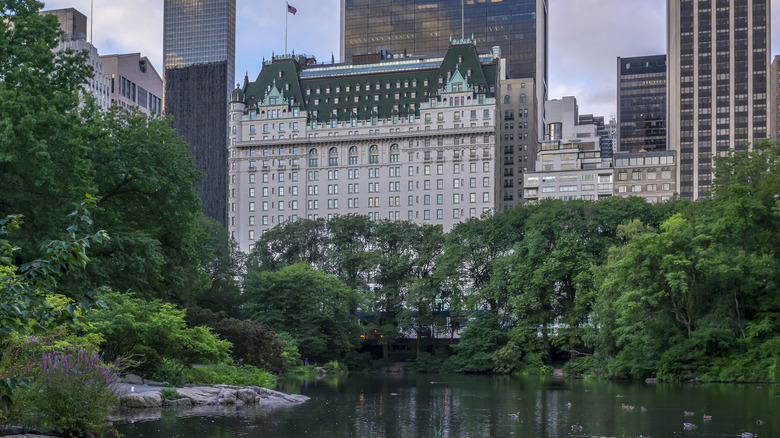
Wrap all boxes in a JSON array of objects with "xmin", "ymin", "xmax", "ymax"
[
  {"xmin": 341, "ymin": 0, "xmax": 547, "ymax": 125},
  {"xmin": 163, "ymin": 0, "xmax": 236, "ymax": 226},
  {"xmin": 667, "ymin": 0, "xmax": 770, "ymax": 200},
  {"xmin": 617, "ymin": 55, "xmax": 666, "ymax": 153}
]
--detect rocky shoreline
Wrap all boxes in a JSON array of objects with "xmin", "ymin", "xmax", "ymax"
[{"xmin": 120, "ymin": 384, "xmax": 309, "ymax": 409}]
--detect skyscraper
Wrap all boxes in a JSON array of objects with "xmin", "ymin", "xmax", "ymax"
[
  {"xmin": 163, "ymin": 0, "xmax": 236, "ymax": 226},
  {"xmin": 617, "ymin": 55, "xmax": 667, "ymax": 153},
  {"xmin": 667, "ymin": 0, "xmax": 771, "ymax": 200},
  {"xmin": 341, "ymin": 0, "xmax": 548, "ymax": 136}
]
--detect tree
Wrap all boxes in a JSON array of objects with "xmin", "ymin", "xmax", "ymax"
[
  {"xmin": 1, "ymin": 0, "xmax": 94, "ymax": 255},
  {"xmin": 442, "ymin": 313, "xmax": 507, "ymax": 373},
  {"xmin": 243, "ymin": 263, "xmax": 363, "ymax": 361},
  {"xmin": 185, "ymin": 308, "xmax": 287, "ymax": 374},
  {"xmin": 249, "ymin": 219, "xmax": 329, "ymax": 272},
  {"xmin": 82, "ymin": 291, "xmax": 231, "ymax": 382},
  {"xmin": 1, "ymin": 198, "xmax": 107, "ymax": 412}
]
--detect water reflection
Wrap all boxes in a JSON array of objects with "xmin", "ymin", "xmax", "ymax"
[{"xmin": 113, "ymin": 374, "xmax": 779, "ymax": 438}]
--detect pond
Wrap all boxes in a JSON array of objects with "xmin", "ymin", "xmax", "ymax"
[{"xmin": 112, "ymin": 373, "xmax": 778, "ymax": 437}]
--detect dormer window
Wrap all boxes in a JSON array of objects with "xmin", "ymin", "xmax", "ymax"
[
  {"xmin": 326, "ymin": 87, "xmax": 330, "ymax": 94},
  {"xmin": 316, "ymin": 88, "xmax": 321, "ymax": 94},
  {"xmin": 278, "ymin": 71, "xmax": 283, "ymax": 78}
]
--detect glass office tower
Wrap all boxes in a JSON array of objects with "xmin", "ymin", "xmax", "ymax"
[
  {"xmin": 617, "ymin": 55, "xmax": 667, "ymax": 153},
  {"xmin": 667, "ymin": 0, "xmax": 770, "ymax": 200},
  {"xmin": 341, "ymin": 0, "xmax": 548, "ymax": 144},
  {"xmin": 163, "ymin": 0, "xmax": 236, "ymax": 226}
]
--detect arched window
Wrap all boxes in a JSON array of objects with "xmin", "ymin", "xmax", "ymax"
[
  {"xmin": 390, "ymin": 144, "xmax": 400, "ymax": 163},
  {"xmin": 369, "ymin": 145, "xmax": 379, "ymax": 164},
  {"xmin": 308, "ymin": 148, "xmax": 318, "ymax": 167},
  {"xmin": 348, "ymin": 146, "xmax": 359, "ymax": 165},
  {"xmin": 328, "ymin": 147, "xmax": 338, "ymax": 166},
  {"xmin": 504, "ymin": 95, "xmax": 510, "ymax": 104},
  {"xmin": 520, "ymin": 94, "xmax": 526, "ymax": 103}
]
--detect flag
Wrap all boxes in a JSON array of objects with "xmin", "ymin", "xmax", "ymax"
[
  {"xmin": 331, "ymin": 52, "xmax": 335, "ymax": 64},
  {"xmin": 287, "ymin": 3, "xmax": 297, "ymax": 15}
]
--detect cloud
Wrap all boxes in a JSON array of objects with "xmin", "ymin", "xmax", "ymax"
[{"xmin": 39, "ymin": 0, "xmax": 780, "ymax": 119}]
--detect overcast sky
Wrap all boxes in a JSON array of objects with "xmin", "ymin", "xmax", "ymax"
[{"xmin": 41, "ymin": 0, "xmax": 779, "ymax": 118}]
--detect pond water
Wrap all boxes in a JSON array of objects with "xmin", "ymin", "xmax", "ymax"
[{"xmin": 112, "ymin": 374, "xmax": 778, "ymax": 437}]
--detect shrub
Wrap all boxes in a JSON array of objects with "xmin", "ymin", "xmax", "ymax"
[
  {"xmin": 15, "ymin": 344, "xmax": 122, "ymax": 437},
  {"xmin": 323, "ymin": 361, "xmax": 348, "ymax": 374},
  {"xmin": 185, "ymin": 308, "xmax": 287, "ymax": 374},
  {"xmin": 181, "ymin": 363, "xmax": 275, "ymax": 388},
  {"xmin": 160, "ymin": 387, "xmax": 179, "ymax": 401}
]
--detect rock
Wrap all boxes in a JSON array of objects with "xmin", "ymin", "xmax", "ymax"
[
  {"xmin": 176, "ymin": 386, "xmax": 222, "ymax": 405},
  {"xmin": 251, "ymin": 387, "xmax": 310, "ymax": 407},
  {"xmin": 143, "ymin": 379, "xmax": 169, "ymax": 387},
  {"xmin": 124, "ymin": 374, "xmax": 144, "ymax": 385},
  {"xmin": 645, "ymin": 377, "xmax": 659, "ymax": 384},
  {"xmin": 162, "ymin": 398, "xmax": 193, "ymax": 407},
  {"xmin": 236, "ymin": 388, "xmax": 257, "ymax": 404},
  {"xmin": 218, "ymin": 389, "xmax": 238, "ymax": 404},
  {"xmin": 121, "ymin": 391, "xmax": 162, "ymax": 408}
]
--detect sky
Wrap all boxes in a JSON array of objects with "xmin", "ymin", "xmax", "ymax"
[{"xmin": 41, "ymin": 0, "xmax": 780, "ymax": 119}]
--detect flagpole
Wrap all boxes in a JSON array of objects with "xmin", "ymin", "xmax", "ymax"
[{"xmin": 285, "ymin": 2, "xmax": 288, "ymax": 55}]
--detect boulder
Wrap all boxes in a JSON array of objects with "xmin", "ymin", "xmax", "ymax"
[
  {"xmin": 217, "ymin": 388, "xmax": 238, "ymax": 405},
  {"xmin": 236, "ymin": 388, "xmax": 257, "ymax": 404},
  {"xmin": 645, "ymin": 377, "xmax": 659, "ymax": 384},
  {"xmin": 162, "ymin": 398, "xmax": 193, "ymax": 407},
  {"xmin": 124, "ymin": 374, "xmax": 144, "ymax": 385},
  {"xmin": 143, "ymin": 379, "xmax": 169, "ymax": 387},
  {"xmin": 176, "ymin": 386, "xmax": 222, "ymax": 405},
  {"xmin": 121, "ymin": 391, "xmax": 162, "ymax": 408}
]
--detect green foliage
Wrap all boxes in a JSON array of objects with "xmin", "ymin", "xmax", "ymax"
[
  {"xmin": 442, "ymin": 313, "xmax": 507, "ymax": 373},
  {"xmin": 160, "ymin": 387, "xmax": 179, "ymax": 401},
  {"xmin": 589, "ymin": 141, "xmax": 780, "ymax": 381},
  {"xmin": 181, "ymin": 363, "xmax": 275, "ymax": 388},
  {"xmin": 1, "ymin": 198, "xmax": 107, "ymax": 413},
  {"xmin": 8, "ymin": 335, "xmax": 121, "ymax": 437},
  {"xmin": 185, "ymin": 308, "xmax": 287, "ymax": 374},
  {"xmin": 275, "ymin": 332, "xmax": 302, "ymax": 367},
  {"xmin": 405, "ymin": 352, "xmax": 447, "ymax": 373},
  {"xmin": 82, "ymin": 291, "xmax": 231, "ymax": 382},
  {"xmin": 243, "ymin": 263, "xmax": 363, "ymax": 362},
  {"xmin": 323, "ymin": 360, "xmax": 348, "ymax": 374}
]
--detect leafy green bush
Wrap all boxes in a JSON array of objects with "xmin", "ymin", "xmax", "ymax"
[
  {"xmin": 160, "ymin": 387, "xmax": 179, "ymax": 401},
  {"xmin": 323, "ymin": 361, "xmax": 348, "ymax": 374},
  {"xmin": 83, "ymin": 291, "xmax": 231, "ymax": 383},
  {"xmin": 13, "ymin": 341, "xmax": 122, "ymax": 437},
  {"xmin": 405, "ymin": 352, "xmax": 446, "ymax": 373},
  {"xmin": 185, "ymin": 308, "xmax": 287, "ymax": 374},
  {"xmin": 182, "ymin": 363, "xmax": 275, "ymax": 387}
]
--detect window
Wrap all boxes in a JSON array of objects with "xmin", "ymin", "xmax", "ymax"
[
  {"xmin": 249, "ymin": 202, "xmax": 255, "ymax": 211},
  {"xmin": 483, "ymin": 192, "xmax": 489, "ymax": 202},
  {"xmin": 369, "ymin": 145, "xmax": 379, "ymax": 164}
]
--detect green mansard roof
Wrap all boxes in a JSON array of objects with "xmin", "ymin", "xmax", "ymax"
[{"xmin": 241, "ymin": 42, "xmax": 498, "ymax": 123}]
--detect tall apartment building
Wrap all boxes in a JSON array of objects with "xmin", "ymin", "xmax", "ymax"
[
  {"xmin": 617, "ymin": 55, "xmax": 667, "ymax": 153},
  {"xmin": 341, "ymin": 0, "xmax": 548, "ymax": 138},
  {"xmin": 579, "ymin": 114, "xmax": 615, "ymax": 159},
  {"xmin": 101, "ymin": 53, "xmax": 162, "ymax": 115},
  {"xmin": 229, "ymin": 41, "xmax": 501, "ymax": 253},
  {"xmin": 497, "ymin": 78, "xmax": 538, "ymax": 210},
  {"xmin": 771, "ymin": 55, "xmax": 780, "ymax": 142},
  {"xmin": 667, "ymin": 0, "xmax": 771, "ymax": 199},
  {"xmin": 163, "ymin": 0, "xmax": 236, "ymax": 226},
  {"xmin": 40, "ymin": 8, "xmax": 111, "ymax": 110},
  {"xmin": 523, "ymin": 97, "xmax": 613, "ymax": 202}
]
